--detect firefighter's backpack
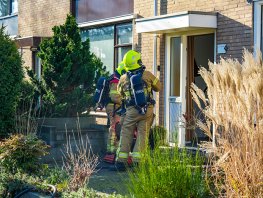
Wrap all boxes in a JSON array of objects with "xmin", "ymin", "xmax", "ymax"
[
  {"xmin": 129, "ymin": 72, "xmax": 147, "ymax": 114},
  {"xmin": 93, "ymin": 76, "xmax": 110, "ymax": 108}
]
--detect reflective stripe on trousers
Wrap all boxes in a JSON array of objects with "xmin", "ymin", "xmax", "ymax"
[
  {"xmin": 132, "ymin": 152, "xmax": 142, "ymax": 160},
  {"xmin": 118, "ymin": 151, "xmax": 129, "ymax": 160}
]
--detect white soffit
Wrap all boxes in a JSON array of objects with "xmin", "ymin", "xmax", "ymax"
[
  {"xmin": 136, "ymin": 11, "xmax": 217, "ymax": 34},
  {"xmin": 78, "ymin": 14, "xmax": 136, "ymax": 28}
]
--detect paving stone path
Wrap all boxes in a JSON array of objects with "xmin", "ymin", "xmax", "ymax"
[{"xmin": 88, "ymin": 161, "xmax": 130, "ymax": 196}]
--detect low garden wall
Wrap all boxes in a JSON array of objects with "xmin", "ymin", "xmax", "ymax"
[{"xmin": 37, "ymin": 116, "xmax": 108, "ymax": 164}]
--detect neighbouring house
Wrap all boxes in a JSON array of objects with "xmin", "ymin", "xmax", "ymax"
[
  {"xmin": 0, "ymin": 0, "xmax": 72, "ymax": 80},
  {"xmin": 1, "ymin": 0, "xmax": 262, "ymax": 147}
]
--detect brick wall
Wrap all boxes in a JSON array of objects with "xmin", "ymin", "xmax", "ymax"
[
  {"xmin": 18, "ymin": 0, "xmax": 71, "ymax": 70},
  {"xmin": 134, "ymin": 0, "xmax": 253, "ymax": 126},
  {"xmin": 20, "ymin": 48, "xmax": 32, "ymax": 78},
  {"xmin": 18, "ymin": 0, "xmax": 71, "ymax": 37}
]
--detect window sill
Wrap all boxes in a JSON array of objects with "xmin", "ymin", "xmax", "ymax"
[
  {"xmin": 89, "ymin": 110, "xmax": 107, "ymax": 117},
  {"xmin": 0, "ymin": 13, "xmax": 18, "ymax": 20}
]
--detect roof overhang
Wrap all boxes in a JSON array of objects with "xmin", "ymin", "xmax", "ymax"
[
  {"xmin": 78, "ymin": 14, "xmax": 137, "ymax": 29},
  {"xmin": 15, "ymin": 36, "xmax": 46, "ymax": 48},
  {"xmin": 136, "ymin": 11, "xmax": 217, "ymax": 34}
]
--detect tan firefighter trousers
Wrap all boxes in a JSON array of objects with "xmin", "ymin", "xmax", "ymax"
[
  {"xmin": 117, "ymin": 105, "xmax": 154, "ymax": 162},
  {"xmin": 106, "ymin": 103, "xmax": 120, "ymax": 153}
]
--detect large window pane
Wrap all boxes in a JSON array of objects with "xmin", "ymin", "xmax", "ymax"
[
  {"xmin": 116, "ymin": 23, "xmax": 132, "ymax": 44},
  {"xmin": 81, "ymin": 23, "xmax": 132, "ymax": 73},
  {"xmin": 0, "ymin": 0, "xmax": 9, "ymax": 17},
  {"xmin": 170, "ymin": 37, "xmax": 181, "ymax": 97},
  {"xmin": 81, "ymin": 26, "xmax": 114, "ymax": 72}
]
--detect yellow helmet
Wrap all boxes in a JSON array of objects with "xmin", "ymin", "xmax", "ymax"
[
  {"xmin": 116, "ymin": 61, "xmax": 126, "ymax": 75},
  {"xmin": 123, "ymin": 50, "xmax": 141, "ymax": 71}
]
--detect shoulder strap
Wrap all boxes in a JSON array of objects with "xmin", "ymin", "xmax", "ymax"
[{"xmin": 108, "ymin": 74, "xmax": 114, "ymax": 81}]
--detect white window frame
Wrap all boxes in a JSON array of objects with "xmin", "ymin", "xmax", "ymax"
[{"xmin": 254, "ymin": 0, "xmax": 263, "ymax": 54}]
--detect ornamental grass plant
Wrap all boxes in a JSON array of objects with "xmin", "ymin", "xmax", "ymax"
[
  {"xmin": 127, "ymin": 140, "xmax": 209, "ymax": 198},
  {"xmin": 191, "ymin": 50, "xmax": 263, "ymax": 197}
]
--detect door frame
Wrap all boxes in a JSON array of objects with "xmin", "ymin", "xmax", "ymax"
[
  {"xmin": 165, "ymin": 34, "xmax": 187, "ymax": 147},
  {"xmin": 165, "ymin": 30, "xmax": 216, "ymax": 147}
]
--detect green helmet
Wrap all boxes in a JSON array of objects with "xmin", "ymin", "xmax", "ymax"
[
  {"xmin": 123, "ymin": 50, "xmax": 141, "ymax": 71},
  {"xmin": 116, "ymin": 61, "xmax": 126, "ymax": 75}
]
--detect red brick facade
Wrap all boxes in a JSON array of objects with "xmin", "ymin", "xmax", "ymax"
[
  {"xmin": 11, "ymin": 0, "xmax": 253, "ymax": 129},
  {"xmin": 18, "ymin": 0, "xmax": 71, "ymax": 37}
]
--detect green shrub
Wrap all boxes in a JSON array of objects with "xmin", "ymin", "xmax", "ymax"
[
  {"xmin": 0, "ymin": 170, "xmax": 51, "ymax": 198},
  {"xmin": 0, "ymin": 26, "xmax": 24, "ymax": 137},
  {"xmin": 128, "ymin": 146, "xmax": 210, "ymax": 198},
  {"xmin": 34, "ymin": 15, "xmax": 107, "ymax": 117},
  {"xmin": 15, "ymin": 80, "xmax": 40, "ymax": 134},
  {"xmin": 0, "ymin": 169, "xmax": 8, "ymax": 197},
  {"xmin": 0, "ymin": 134, "xmax": 49, "ymax": 173},
  {"xmin": 61, "ymin": 187, "xmax": 124, "ymax": 198},
  {"xmin": 43, "ymin": 167, "xmax": 69, "ymax": 192}
]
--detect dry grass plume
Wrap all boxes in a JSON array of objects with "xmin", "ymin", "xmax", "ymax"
[{"xmin": 191, "ymin": 50, "xmax": 263, "ymax": 197}]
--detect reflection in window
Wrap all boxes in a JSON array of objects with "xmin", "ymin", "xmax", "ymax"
[
  {"xmin": 0, "ymin": 0, "xmax": 8, "ymax": 17},
  {"xmin": 118, "ymin": 47, "xmax": 130, "ymax": 64},
  {"xmin": 117, "ymin": 23, "xmax": 132, "ymax": 44},
  {"xmin": 81, "ymin": 23, "xmax": 132, "ymax": 73},
  {"xmin": 81, "ymin": 26, "xmax": 114, "ymax": 72},
  {"xmin": 115, "ymin": 23, "xmax": 132, "ymax": 66},
  {"xmin": 0, "ymin": 0, "xmax": 18, "ymax": 17}
]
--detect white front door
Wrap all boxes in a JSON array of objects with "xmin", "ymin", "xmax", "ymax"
[{"xmin": 165, "ymin": 35, "xmax": 187, "ymax": 147}]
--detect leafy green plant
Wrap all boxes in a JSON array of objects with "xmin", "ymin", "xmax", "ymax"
[
  {"xmin": 61, "ymin": 187, "xmax": 125, "ymax": 198},
  {"xmin": 0, "ymin": 26, "xmax": 24, "ymax": 137},
  {"xmin": 0, "ymin": 134, "xmax": 49, "ymax": 173},
  {"xmin": 0, "ymin": 168, "xmax": 8, "ymax": 197},
  {"xmin": 43, "ymin": 166, "xmax": 69, "ymax": 192},
  {"xmin": 0, "ymin": 169, "xmax": 55, "ymax": 198},
  {"xmin": 128, "ymin": 146, "xmax": 210, "ymax": 198},
  {"xmin": 34, "ymin": 15, "xmax": 107, "ymax": 117}
]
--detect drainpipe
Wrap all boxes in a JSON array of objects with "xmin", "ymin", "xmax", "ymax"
[
  {"xmin": 153, "ymin": 0, "xmax": 157, "ymax": 125},
  {"xmin": 35, "ymin": 53, "xmax": 41, "ymax": 109}
]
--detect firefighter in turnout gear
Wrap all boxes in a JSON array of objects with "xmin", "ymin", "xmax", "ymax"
[
  {"xmin": 115, "ymin": 50, "xmax": 161, "ymax": 169},
  {"xmin": 103, "ymin": 62, "xmax": 126, "ymax": 163}
]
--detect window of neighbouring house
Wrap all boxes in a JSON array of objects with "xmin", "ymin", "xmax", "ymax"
[
  {"xmin": 81, "ymin": 23, "xmax": 132, "ymax": 73},
  {"xmin": 115, "ymin": 23, "xmax": 132, "ymax": 65},
  {"xmin": 81, "ymin": 26, "xmax": 114, "ymax": 72},
  {"xmin": 0, "ymin": 0, "xmax": 17, "ymax": 17}
]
